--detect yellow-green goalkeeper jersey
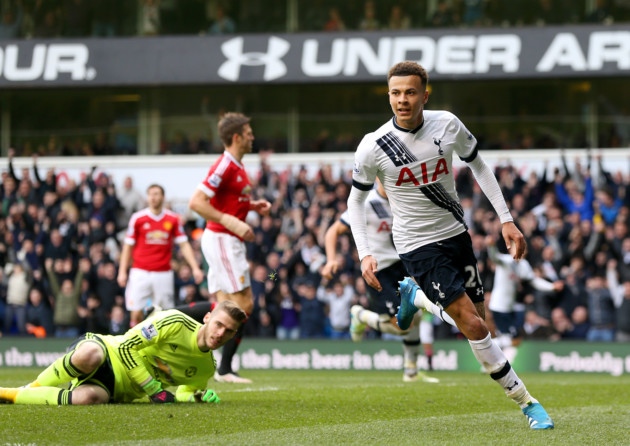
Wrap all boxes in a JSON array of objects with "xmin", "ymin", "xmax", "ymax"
[{"xmin": 100, "ymin": 309, "xmax": 216, "ymax": 403}]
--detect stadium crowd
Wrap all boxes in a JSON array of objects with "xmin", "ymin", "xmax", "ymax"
[
  {"xmin": 0, "ymin": 0, "xmax": 627, "ymax": 40},
  {"xmin": 1, "ymin": 148, "xmax": 629, "ymax": 343}
]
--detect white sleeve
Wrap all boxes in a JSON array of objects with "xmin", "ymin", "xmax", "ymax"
[
  {"xmin": 466, "ymin": 154, "xmax": 513, "ymax": 224},
  {"xmin": 349, "ymin": 135, "xmax": 378, "ymax": 261},
  {"xmin": 487, "ymin": 246, "xmax": 511, "ymax": 266},
  {"xmin": 530, "ymin": 277, "xmax": 556, "ymax": 292},
  {"xmin": 347, "ymin": 186, "xmax": 371, "ymax": 261}
]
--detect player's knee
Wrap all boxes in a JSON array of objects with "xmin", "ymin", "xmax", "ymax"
[
  {"xmin": 73, "ymin": 342, "xmax": 106, "ymax": 372},
  {"xmin": 72, "ymin": 386, "xmax": 109, "ymax": 405}
]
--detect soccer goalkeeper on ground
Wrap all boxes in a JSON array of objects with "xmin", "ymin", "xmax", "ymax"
[{"xmin": 0, "ymin": 301, "xmax": 247, "ymax": 405}]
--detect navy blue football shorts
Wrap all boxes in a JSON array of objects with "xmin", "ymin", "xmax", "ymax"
[{"xmin": 399, "ymin": 231, "xmax": 484, "ymax": 309}]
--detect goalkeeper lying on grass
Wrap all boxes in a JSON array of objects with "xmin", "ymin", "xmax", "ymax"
[{"xmin": 0, "ymin": 301, "xmax": 247, "ymax": 405}]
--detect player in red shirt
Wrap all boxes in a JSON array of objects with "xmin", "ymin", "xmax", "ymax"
[
  {"xmin": 118, "ymin": 184, "xmax": 204, "ymax": 327},
  {"xmin": 189, "ymin": 112, "xmax": 271, "ymax": 384}
]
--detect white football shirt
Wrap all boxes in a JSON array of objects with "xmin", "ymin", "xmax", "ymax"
[
  {"xmin": 487, "ymin": 247, "xmax": 556, "ymax": 313},
  {"xmin": 352, "ymin": 110, "xmax": 477, "ymax": 255}
]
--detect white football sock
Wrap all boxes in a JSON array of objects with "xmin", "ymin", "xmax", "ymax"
[
  {"xmin": 469, "ymin": 334, "xmax": 533, "ymax": 408},
  {"xmin": 414, "ymin": 290, "xmax": 457, "ymax": 327}
]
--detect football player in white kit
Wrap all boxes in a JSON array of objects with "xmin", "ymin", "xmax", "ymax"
[
  {"xmin": 347, "ymin": 61, "xmax": 554, "ymax": 430},
  {"xmin": 485, "ymin": 234, "xmax": 564, "ymax": 348}
]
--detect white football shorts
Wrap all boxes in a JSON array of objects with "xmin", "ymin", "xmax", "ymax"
[
  {"xmin": 201, "ymin": 229, "xmax": 250, "ymax": 294},
  {"xmin": 125, "ymin": 268, "xmax": 175, "ymax": 311}
]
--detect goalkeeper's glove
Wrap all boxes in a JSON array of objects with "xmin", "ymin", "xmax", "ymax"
[
  {"xmin": 194, "ymin": 389, "xmax": 221, "ymax": 404},
  {"xmin": 150, "ymin": 390, "xmax": 176, "ymax": 404},
  {"xmin": 142, "ymin": 378, "xmax": 175, "ymax": 404}
]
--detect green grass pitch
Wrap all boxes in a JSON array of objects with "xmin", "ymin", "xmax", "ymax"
[{"xmin": 1, "ymin": 368, "xmax": 629, "ymax": 445}]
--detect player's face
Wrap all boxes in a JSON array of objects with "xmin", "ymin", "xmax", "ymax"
[
  {"xmin": 201, "ymin": 309, "xmax": 240, "ymax": 350},
  {"xmin": 238, "ymin": 124, "xmax": 254, "ymax": 154},
  {"xmin": 147, "ymin": 187, "xmax": 164, "ymax": 211},
  {"xmin": 388, "ymin": 75, "xmax": 428, "ymax": 129}
]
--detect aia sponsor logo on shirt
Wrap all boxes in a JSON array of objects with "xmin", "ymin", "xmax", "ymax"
[
  {"xmin": 395, "ymin": 158, "xmax": 450, "ymax": 186},
  {"xmin": 376, "ymin": 220, "xmax": 391, "ymax": 233}
]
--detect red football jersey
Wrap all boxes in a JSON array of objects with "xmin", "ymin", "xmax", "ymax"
[
  {"xmin": 198, "ymin": 152, "xmax": 251, "ymax": 239},
  {"xmin": 124, "ymin": 208, "xmax": 188, "ymax": 271}
]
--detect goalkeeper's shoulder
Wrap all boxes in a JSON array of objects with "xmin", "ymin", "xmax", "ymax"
[{"xmin": 150, "ymin": 309, "xmax": 198, "ymax": 326}]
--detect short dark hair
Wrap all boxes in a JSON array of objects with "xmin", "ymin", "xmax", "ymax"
[
  {"xmin": 387, "ymin": 61, "xmax": 429, "ymax": 88},
  {"xmin": 218, "ymin": 112, "xmax": 251, "ymax": 147},
  {"xmin": 147, "ymin": 184, "xmax": 165, "ymax": 195},
  {"xmin": 215, "ymin": 300, "xmax": 248, "ymax": 324}
]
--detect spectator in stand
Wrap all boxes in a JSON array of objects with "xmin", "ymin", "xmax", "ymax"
[
  {"xmin": 138, "ymin": 0, "xmax": 160, "ymax": 36},
  {"xmin": 386, "ymin": 4, "xmax": 411, "ymax": 30},
  {"xmin": 86, "ymin": 187, "xmax": 118, "ymax": 229},
  {"xmin": 174, "ymin": 264, "xmax": 200, "ymax": 306},
  {"xmin": 4, "ymin": 262, "xmax": 32, "ymax": 335},
  {"xmin": 358, "ymin": 0, "xmax": 380, "ymax": 31},
  {"xmin": 296, "ymin": 280, "xmax": 325, "ymax": 338},
  {"xmin": 208, "ymin": 4, "xmax": 235, "ymax": 34},
  {"xmin": 584, "ymin": 0, "xmax": 614, "ymax": 25},
  {"xmin": 117, "ymin": 184, "xmax": 203, "ymax": 327},
  {"xmin": 256, "ymin": 308, "xmax": 276, "ymax": 338},
  {"xmin": 0, "ymin": 3, "xmax": 23, "ymax": 39},
  {"xmin": 323, "ymin": 7, "xmax": 346, "ymax": 31},
  {"xmin": 461, "ymin": 0, "xmax": 486, "ymax": 27},
  {"xmin": 108, "ymin": 304, "xmax": 129, "ymax": 335},
  {"xmin": 1, "ymin": 176, "xmax": 18, "ymax": 216},
  {"xmin": 33, "ymin": 6, "xmax": 61, "ymax": 38},
  {"xmin": 93, "ymin": 260, "xmax": 121, "ymax": 313},
  {"xmin": 430, "ymin": 0, "xmax": 456, "ymax": 27},
  {"xmin": 316, "ymin": 277, "xmax": 355, "ymax": 339},
  {"xmin": 554, "ymin": 167, "xmax": 595, "ymax": 223},
  {"xmin": 116, "ymin": 176, "xmax": 145, "ymax": 229},
  {"xmin": 595, "ymin": 186, "xmax": 624, "ymax": 227},
  {"xmin": 45, "ymin": 257, "xmax": 84, "ymax": 338},
  {"xmin": 77, "ymin": 292, "xmax": 110, "ymax": 335},
  {"xmin": 43, "ymin": 228, "xmax": 71, "ymax": 261},
  {"xmin": 584, "ymin": 274, "xmax": 616, "ymax": 342},
  {"xmin": 25, "ymin": 286, "xmax": 54, "ymax": 338},
  {"xmin": 276, "ymin": 281, "xmax": 300, "ymax": 340},
  {"xmin": 550, "ymin": 306, "xmax": 589, "ymax": 340}
]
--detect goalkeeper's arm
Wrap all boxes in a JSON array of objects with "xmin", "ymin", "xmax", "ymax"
[{"xmin": 176, "ymin": 385, "xmax": 220, "ymax": 404}]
